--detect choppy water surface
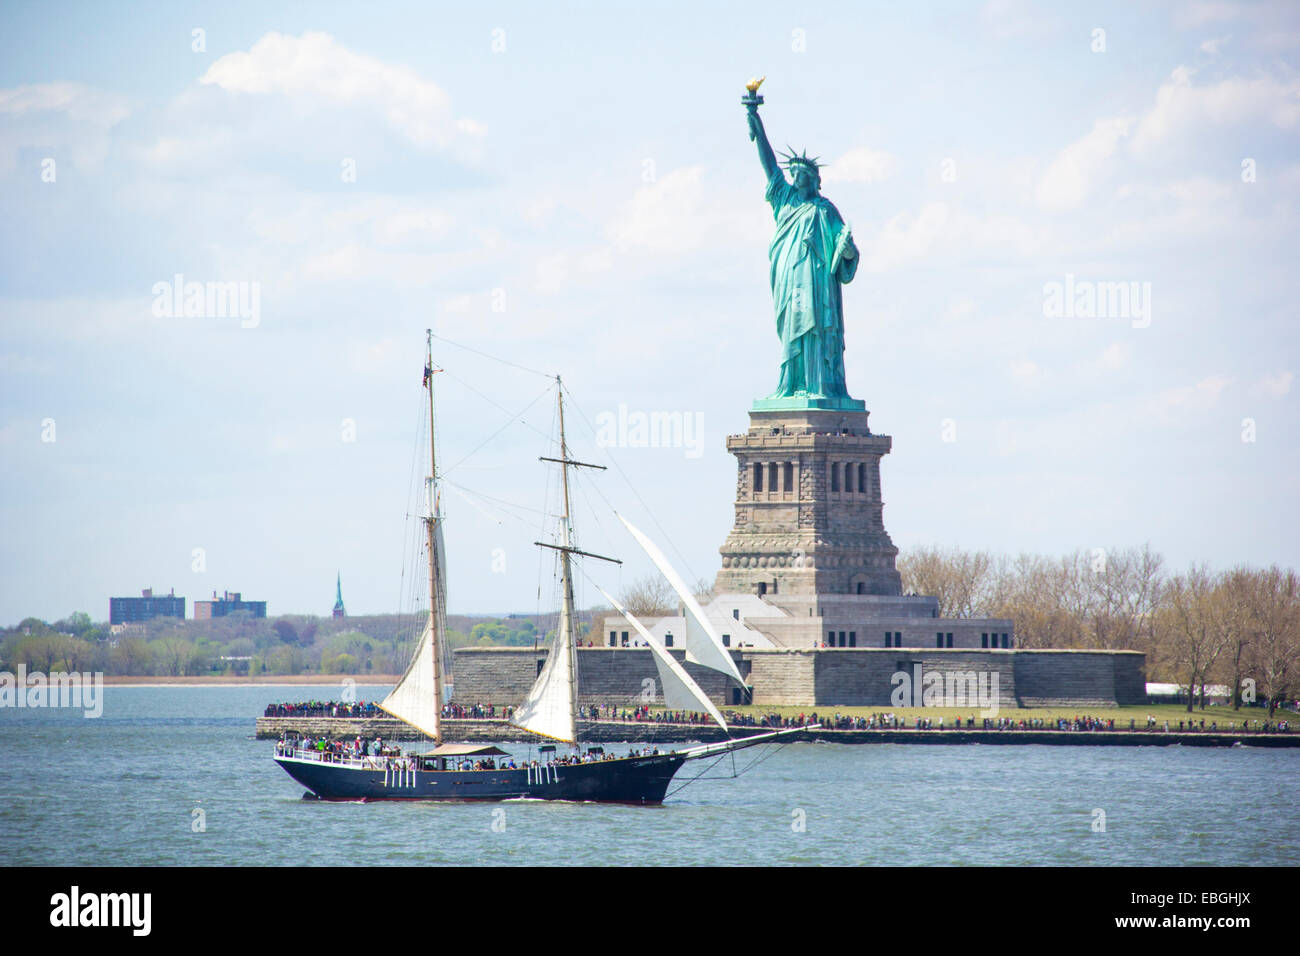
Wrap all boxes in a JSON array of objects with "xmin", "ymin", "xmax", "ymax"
[{"xmin": 1, "ymin": 686, "xmax": 1295, "ymax": 866}]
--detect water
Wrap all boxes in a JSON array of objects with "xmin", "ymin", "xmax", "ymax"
[{"xmin": 2, "ymin": 686, "xmax": 1296, "ymax": 866}]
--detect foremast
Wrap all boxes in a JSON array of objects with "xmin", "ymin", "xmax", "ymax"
[{"xmin": 376, "ymin": 331, "xmax": 451, "ymax": 742}]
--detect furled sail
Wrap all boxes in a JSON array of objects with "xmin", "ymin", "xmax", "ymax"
[
  {"xmin": 433, "ymin": 516, "xmax": 453, "ymax": 705},
  {"xmin": 616, "ymin": 514, "xmax": 746, "ymax": 686},
  {"xmin": 511, "ymin": 542, "xmax": 579, "ymax": 743},
  {"xmin": 595, "ymin": 585, "xmax": 728, "ymax": 733},
  {"xmin": 379, "ymin": 619, "xmax": 441, "ymax": 738}
]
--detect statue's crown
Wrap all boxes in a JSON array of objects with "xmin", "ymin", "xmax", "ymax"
[{"xmin": 780, "ymin": 147, "xmax": 824, "ymax": 173}]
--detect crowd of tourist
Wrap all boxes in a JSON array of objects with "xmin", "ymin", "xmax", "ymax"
[
  {"xmin": 275, "ymin": 733, "xmax": 404, "ymax": 761},
  {"xmin": 266, "ymin": 700, "xmax": 520, "ymax": 720},
  {"xmin": 274, "ymin": 730, "xmax": 664, "ymax": 772},
  {"xmin": 442, "ymin": 702, "xmax": 511, "ymax": 720},
  {"xmin": 266, "ymin": 698, "xmax": 1292, "ymax": 735},
  {"xmin": 264, "ymin": 700, "xmax": 385, "ymax": 718}
]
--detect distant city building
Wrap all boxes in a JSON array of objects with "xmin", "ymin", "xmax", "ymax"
[
  {"xmin": 109, "ymin": 587, "xmax": 185, "ymax": 626},
  {"xmin": 333, "ymin": 572, "xmax": 346, "ymax": 619},
  {"xmin": 193, "ymin": 590, "xmax": 267, "ymax": 620}
]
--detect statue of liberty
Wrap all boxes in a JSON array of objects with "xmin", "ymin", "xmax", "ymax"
[{"xmin": 743, "ymin": 79, "xmax": 863, "ymax": 410}]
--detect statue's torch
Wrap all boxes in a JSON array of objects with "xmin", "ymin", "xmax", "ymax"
[{"xmin": 743, "ymin": 76, "xmax": 765, "ymax": 140}]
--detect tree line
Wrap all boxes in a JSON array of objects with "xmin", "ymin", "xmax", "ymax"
[
  {"xmin": 0, "ymin": 609, "xmax": 596, "ymax": 678},
  {"xmin": 897, "ymin": 545, "xmax": 1298, "ymax": 714}
]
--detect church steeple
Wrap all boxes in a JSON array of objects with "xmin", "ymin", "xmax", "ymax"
[{"xmin": 332, "ymin": 572, "xmax": 346, "ymax": 618}]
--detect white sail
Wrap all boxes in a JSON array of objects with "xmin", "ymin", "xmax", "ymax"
[
  {"xmin": 595, "ymin": 585, "xmax": 728, "ymax": 732},
  {"xmin": 510, "ymin": 598, "xmax": 578, "ymax": 742},
  {"xmin": 511, "ymin": 548, "xmax": 579, "ymax": 743},
  {"xmin": 617, "ymin": 513, "xmax": 746, "ymax": 686},
  {"xmin": 379, "ymin": 619, "xmax": 441, "ymax": 739}
]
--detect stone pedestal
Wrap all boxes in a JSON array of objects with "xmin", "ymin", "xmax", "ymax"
[{"xmin": 714, "ymin": 406, "xmax": 903, "ymax": 597}]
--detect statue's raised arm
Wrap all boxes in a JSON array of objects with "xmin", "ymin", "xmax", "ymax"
[{"xmin": 743, "ymin": 77, "xmax": 783, "ymax": 185}]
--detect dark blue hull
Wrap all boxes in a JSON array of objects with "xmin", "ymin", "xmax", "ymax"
[{"xmin": 275, "ymin": 753, "xmax": 688, "ymax": 805}]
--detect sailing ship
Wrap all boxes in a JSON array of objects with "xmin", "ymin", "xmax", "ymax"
[{"xmin": 273, "ymin": 332, "xmax": 816, "ymax": 803}]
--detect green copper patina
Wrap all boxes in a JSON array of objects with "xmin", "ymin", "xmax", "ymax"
[{"xmin": 744, "ymin": 80, "xmax": 865, "ymax": 412}]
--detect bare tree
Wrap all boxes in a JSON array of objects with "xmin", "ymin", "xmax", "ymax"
[
  {"xmin": 620, "ymin": 574, "xmax": 676, "ymax": 617},
  {"xmin": 898, "ymin": 545, "xmax": 998, "ymax": 617},
  {"xmin": 1160, "ymin": 566, "xmax": 1227, "ymax": 712},
  {"xmin": 1215, "ymin": 566, "xmax": 1256, "ymax": 710},
  {"xmin": 986, "ymin": 552, "xmax": 1085, "ymax": 648},
  {"xmin": 1243, "ymin": 566, "xmax": 1300, "ymax": 716},
  {"xmin": 1085, "ymin": 544, "xmax": 1164, "ymax": 651},
  {"xmin": 693, "ymin": 575, "xmax": 715, "ymax": 604}
]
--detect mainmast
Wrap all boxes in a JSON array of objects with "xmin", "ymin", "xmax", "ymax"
[
  {"xmin": 425, "ymin": 328, "xmax": 443, "ymax": 746},
  {"xmin": 513, "ymin": 378, "xmax": 619, "ymax": 745}
]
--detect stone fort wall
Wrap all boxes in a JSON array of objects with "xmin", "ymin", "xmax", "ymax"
[{"xmin": 451, "ymin": 647, "xmax": 1146, "ymax": 709}]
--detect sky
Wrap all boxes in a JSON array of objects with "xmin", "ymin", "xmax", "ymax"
[{"xmin": 1, "ymin": 0, "xmax": 1297, "ymax": 625}]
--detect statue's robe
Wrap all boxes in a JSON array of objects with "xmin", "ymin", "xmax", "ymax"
[{"xmin": 764, "ymin": 172, "xmax": 858, "ymax": 398}]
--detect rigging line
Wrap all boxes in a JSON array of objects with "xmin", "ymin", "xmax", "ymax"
[
  {"xmin": 406, "ymin": 394, "xmax": 431, "ymax": 649},
  {"xmin": 439, "ymin": 479, "xmax": 547, "ymax": 517},
  {"xmin": 396, "ymin": 385, "xmax": 429, "ymax": 655},
  {"xmin": 439, "ymin": 382, "xmax": 555, "ymax": 478},
  {"xmin": 569, "ymin": 469, "xmax": 617, "ymax": 562},
  {"xmin": 533, "ymin": 398, "xmax": 560, "ymax": 648},
  {"xmin": 443, "ymin": 487, "xmax": 539, "ymax": 537},
  {"xmin": 557, "ymin": 382, "xmax": 704, "ymax": 583},
  {"xmin": 666, "ymin": 741, "xmax": 792, "ymax": 794},
  {"xmin": 437, "ymin": 367, "xmax": 554, "ymax": 444},
  {"xmin": 429, "ymin": 332, "xmax": 556, "ymax": 380},
  {"xmin": 664, "ymin": 752, "xmax": 731, "ymax": 799},
  {"xmin": 728, "ymin": 738, "xmax": 792, "ymax": 777}
]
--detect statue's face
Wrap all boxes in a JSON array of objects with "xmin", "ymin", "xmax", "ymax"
[{"xmin": 791, "ymin": 164, "xmax": 819, "ymax": 199}]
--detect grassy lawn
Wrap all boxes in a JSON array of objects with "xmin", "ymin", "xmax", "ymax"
[{"xmin": 649, "ymin": 702, "xmax": 1295, "ymax": 731}]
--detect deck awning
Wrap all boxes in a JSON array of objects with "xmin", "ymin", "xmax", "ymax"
[{"xmin": 420, "ymin": 744, "xmax": 510, "ymax": 757}]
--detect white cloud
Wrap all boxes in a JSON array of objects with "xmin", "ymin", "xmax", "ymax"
[
  {"xmin": 0, "ymin": 82, "xmax": 129, "ymax": 125},
  {"xmin": 441, "ymin": 294, "xmax": 475, "ymax": 314},
  {"xmin": 1141, "ymin": 375, "xmax": 1233, "ymax": 421},
  {"xmin": 347, "ymin": 336, "xmax": 401, "ymax": 377},
  {"xmin": 1097, "ymin": 343, "xmax": 1131, "ymax": 371},
  {"xmin": 1036, "ymin": 117, "xmax": 1132, "ymax": 212},
  {"xmin": 522, "ymin": 195, "xmax": 561, "ymax": 224},
  {"xmin": 295, "ymin": 242, "xmax": 483, "ymax": 287},
  {"xmin": 1077, "ymin": 343, "xmax": 1133, "ymax": 377},
  {"xmin": 531, "ymin": 248, "xmax": 615, "ymax": 295},
  {"xmin": 861, "ymin": 201, "xmax": 1038, "ymax": 272},
  {"xmin": 1199, "ymin": 35, "xmax": 1231, "ymax": 57},
  {"xmin": 200, "ymin": 31, "xmax": 483, "ymax": 149},
  {"xmin": 606, "ymin": 166, "xmax": 762, "ymax": 257},
  {"xmin": 863, "ymin": 202, "xmax": 952, "ymax": 271},
  {"xmin": 138, "ymin": 128, "xmax": 235, "ymax": 168},
  {"xmin": 1010, "ymin": 359, "xmax": 1047, "ymax": 385},
  {"xmin": 980, "ymin": 0, "xmax": 1055, "ymax": 41},
  {"xmin": 0, "ymin": 82, "xmax": 131, "ymax": 171},
  {"xmin": 1131, "ymin": 66, "xmax": 1300, "ymax": 154},
  {"xmin": 1174, "ymin": 2, "xmax": 1240, "ymax": 29},
  {"xmin": 607, "ymin": 166, "xmax": 709, "ymax": 253},
  {"xmin": 822, "ymin": 146, "xmax": 898, "ymax": 184},
  {"xmin": 1251, "ymin": 371, "xmax": 1293, "ymax": 398},
  {"xmin": 0, "ymin": 353, "xmax": 53, "ymax": 375}
]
